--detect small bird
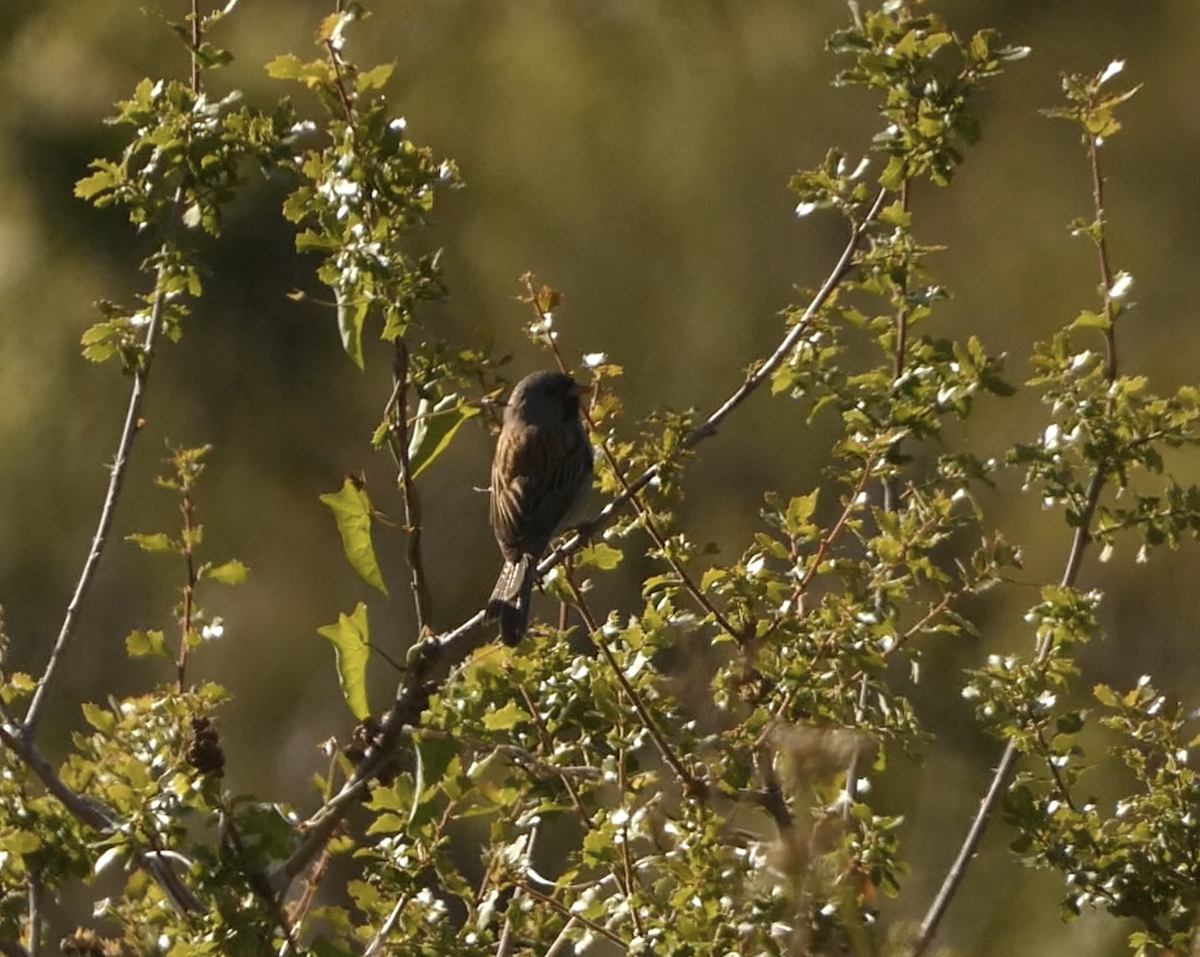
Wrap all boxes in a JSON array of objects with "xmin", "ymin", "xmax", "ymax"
[{"xmin": 487, "ymin": 370, "xmax": 593, "ymax": 645}]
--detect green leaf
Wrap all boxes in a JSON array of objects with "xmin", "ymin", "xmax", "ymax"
[
  {"xmin": 337, "ymin": 291, "xmax": 367, "ymax": 370},
  {"xmin": 265, "ymin": 54, "xmax": 333, "ymax": 89},
  {"xmin": 81, "ymin": 702, "xmax": 116, "ymax": 734},
  {"xmin": 75, "ymin": 165, "xmax": 118, "ymax": 200},
  {"xmin": 126, "ymin": 629, "xmax": 168, "ymax": 659},
  {"xmin": 784, "ymin": 490, "xmax": 820, "ymax": 537},
  {"xmin": 311, "ymin": 936, "xmax": 357, "ymax": 957},
  {"xmin": 1071, "ymin": 310, "xmax": 1111, "ymax": 332},
  {"xmin": 357, "ymin": 63, "xmax": 395, "ymax": 92},
  {"xmin": 1093, "ymin": 684, "xmax": 1118, "ymax": 707},
  {"xmin": 320, "ymin": 479, "xmax": 389, "ymax": 595},
  {"xmin": 126, "ymin": 532, "xmax": 175, "ymax": 553},
  {"xmin": 317, "ymin": 603, "xmax": 372, "ymax": 721},
  {"xmin": 406, "ymin": 395, "xmax": 481, "ymax": 479},
  {"xmin": 202, "ymin": 559, "xmax": 250, "ymax": 585},
  {"xmin": 482, "ymin": 701, "xmax": 530, "ymax": 731},
  {"xmin": 578, "ymin": 542, "xmax": 623, "ymax": 571}
]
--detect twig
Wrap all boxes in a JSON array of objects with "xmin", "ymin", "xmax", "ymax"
[
  {"xmin": 542, "ymin": 917, "xmax": 581, "ymax": 957},
  {"xmin": 22, "ymin": 202, "xmax": 180, "ymax": 736},
  {"xmin": 176, "ymin": 465, "xmax": 200, "ymax": 692},
  {"xmin": 364, "ymin": 893, "xmax": 408, "ymax": 957},
  {"xmin": 389, "ymin": 339, "xmax": 433, "ymax": 632},
  {"xmin": 538, "ymin": 188, "xmax": 888, "ymax": 584},
  {"xmin": 616, "ymin": 746, "xmax": 646, "ymax": 939},
  {"xmin": 523, "ymin": 280, "xmax": 743, "ymax": 643},
  {"xmin": 26, "ymin": 876, "xmax": 41, "ymax": 957},
  {"xmin": 909, "ymin": 132, "xmax": 1118, "ymax": 956},
  {"xmin": 564, "ymin": 572, "xmax": 700, "ymax": 795},
  {"xmin": 511, "ymin": 882, "xmax": 626, "ymax": 948}
]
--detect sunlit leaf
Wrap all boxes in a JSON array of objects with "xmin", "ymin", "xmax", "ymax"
[
  {"xmin": 320, "ymin": 479, "xmax": 388, "ymax": 595},
  {"xmin": 317, "ymin": 602, "xmax": 371, "ymax": 720}
]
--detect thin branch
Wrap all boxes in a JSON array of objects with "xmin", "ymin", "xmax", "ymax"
[
  {"xmin": 364, "ymin": 893, "xmax": 408, "ymax": 957},
  {"xmin": 910, "ymin": 133, "xmax": 1118, "ymax": 957},
  {"xmin": 516, "ymin": 684, "xmax": 595, "ymax": 827},
  {"xmin": 542, "ymin": 917, "xmax": 581, "ymax": 957},
  {"xmin": 176, "ymin": 468, "xmax": 199, "ymax": 692},
  {"xmin": 26, "ymin": 875, "xmax": 42, "ymax": 957},
  {"xmin": 538, "ymin": 188, "xmax": 888, "ymax": 586},
  {"xmin": 389, "ymin": 339, "xmax": 433, "ymax": 632},
  {"xmin": 616, "ymin": 745, "xmax": 646, "ymax": 939},
  {"xmin": 0, "ymin": 715, "xmax": 205, "ymax": 914},
  {"xmin": 22, "ymin": 211, "xmax": 179, "ymax": 736},
  {"xmin": 564, "ymin": 572, "xmax": 700, "ymax": 795},
  {"xmin": 511, "ymin": 882, "xmax": 627, "ymax": 949}
]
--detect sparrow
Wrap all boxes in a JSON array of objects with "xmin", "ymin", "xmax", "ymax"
[{"xmin": 487, "ymin": 370, "xmax": 593, "ymax": 645}]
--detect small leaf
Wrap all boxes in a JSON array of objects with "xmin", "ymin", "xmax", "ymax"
[
  {"xmin": 203, "ymin": 560, "xmax": 250, "ymax": 585},
  {"xmin": 126, "ymin": 629, "xmax": 169, "ymax": 658},
  {"xmin": 577, "ymin": 542, "xmax": 623, "ymax": 571},
  {"xmin": 356, "ymin": 63, "xmax": 395, "ymax": 92},
  {"xmin": 82, "ymin": 702, "xmax": 116, "ymax": 734},
  {"xmin": 482, "ymin": 701, "xmax": 530, "ymax": 731},
  {"xmin": 317, "ymin": 603, "xmax": 372, "ymax": 720},
  {"xmin": 320, "ymin": 479, "xmax": 389, "ymax": 595},
  {"xmin": 126, "ymin": 532, "xmax": 175, "ymax": 553},
  {"xmin": 1071, "ymin": 310, "xmax": 1111, "ymax": 332},
  {"xmin": 337, "ymin": 291, "xmax": 367, "ymax": 370},
  {"xmin": 406, "ymin": 395, "xmax": 481, "ymax": 479},
  {"xmin": 75, "ymin": 166, "xmax": 118, "ymax": 200}
]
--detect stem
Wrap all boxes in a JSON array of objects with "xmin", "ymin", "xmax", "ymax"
[
  {"xmin": 390, "ymin": 339, "xmax": 433, "ymax": 632},
  {"xmin": 22, "ymin": 221, "xmax": 177, "ymax": 736},
  {"xmin": 26, "ymin": 876, "xmax": 41, "ymax": 957},
  {"xmin": 176, "ymin": 477, "xmax": 199, "ymax": 691},
  {"xmin": 910, "ymin": 129, "xmax": 1119, "ymax": 957},
  {"xmin": 564, "ymin": 571, "xmax": 700, "ymax": 795}
]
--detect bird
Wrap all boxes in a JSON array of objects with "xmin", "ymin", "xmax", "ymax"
[{"xmin": 487, "ymin": 370, "xmax": 594, "ymax": 645}]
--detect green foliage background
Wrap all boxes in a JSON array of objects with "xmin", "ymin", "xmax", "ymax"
[{"xmin": 3, "ymin": 2, "xmax": 1200, "ymax": 953}]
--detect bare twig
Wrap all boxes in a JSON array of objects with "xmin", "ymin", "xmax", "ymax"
[
  {"xmin": 26, "ymin": 875, "xmax": 42, "ymax": 957},
  {"xmin": 22, "ymin": 211, "xmax": 179, "ymax": 737},
  {"xmin": 542, "ymin": 917, "xmax": 581, "ymax": 957},
  {"xmin": 511, "ymin": 882, "xmax": 626, "ymax": 948},
  {"xmin": 364, "ymin": 893, "xmax": 409, "ymax": 957},
  {"xmin": 176, "ymin": 463, "xmax": 200, "ymax": 692},
  {"xmin": 388, "ymin": 339, "xmax": 433, "ymax": 632}
]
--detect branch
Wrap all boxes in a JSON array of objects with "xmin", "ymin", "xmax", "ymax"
[
  {"xmin": 0, "ymin": 715, "xmax": 204, "ymax": 914},
  {"xmin": 388, "ymin": 339, "xmax": 433, "ymax": 632},
  {"xmin": 273, "ymin": 189, "xmax": 888, "ymax": 893},
  {"xmin": 909, "ymin": 132, "xmax": 1119, "ymax": 957},
  {"xmin": 565, "ymin": 571, "xmax": 700, "ymax": 794},
  {"xmin": 22, "ymin": 192, "xmax": 182, "ymax": 738}
]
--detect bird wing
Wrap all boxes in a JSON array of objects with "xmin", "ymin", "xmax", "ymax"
[{"xmin": 490, "ymin": 421, "xmax": 591, "ymax": 561}]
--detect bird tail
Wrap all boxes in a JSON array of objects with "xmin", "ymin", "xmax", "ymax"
[{"xmin": 486, "ymin": 555, "xmax": 535, "ymax": 646}]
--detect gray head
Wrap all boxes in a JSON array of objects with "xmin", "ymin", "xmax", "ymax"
[{"xmin": 505, "ymin": 371, "xmax": 585, "ymax": 427}]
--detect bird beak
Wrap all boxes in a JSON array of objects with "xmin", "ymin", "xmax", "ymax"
[{"xmin": 568, "ymin": 380, "xmax": 588, "ymax": 398}]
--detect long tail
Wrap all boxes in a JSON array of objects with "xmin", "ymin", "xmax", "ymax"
[{"xmin": 486, "ymin": 555, "xmax": 535, "ymax": 646}]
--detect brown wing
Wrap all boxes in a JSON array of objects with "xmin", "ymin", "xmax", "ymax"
[{"xmin": 490, "ymin": 419, "xmax": 591, "ymax": 562}]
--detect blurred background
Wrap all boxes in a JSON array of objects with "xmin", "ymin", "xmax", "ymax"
[{"xmin": 2, "ymin": 1, "xmax": 1200, "ymax": 953}]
